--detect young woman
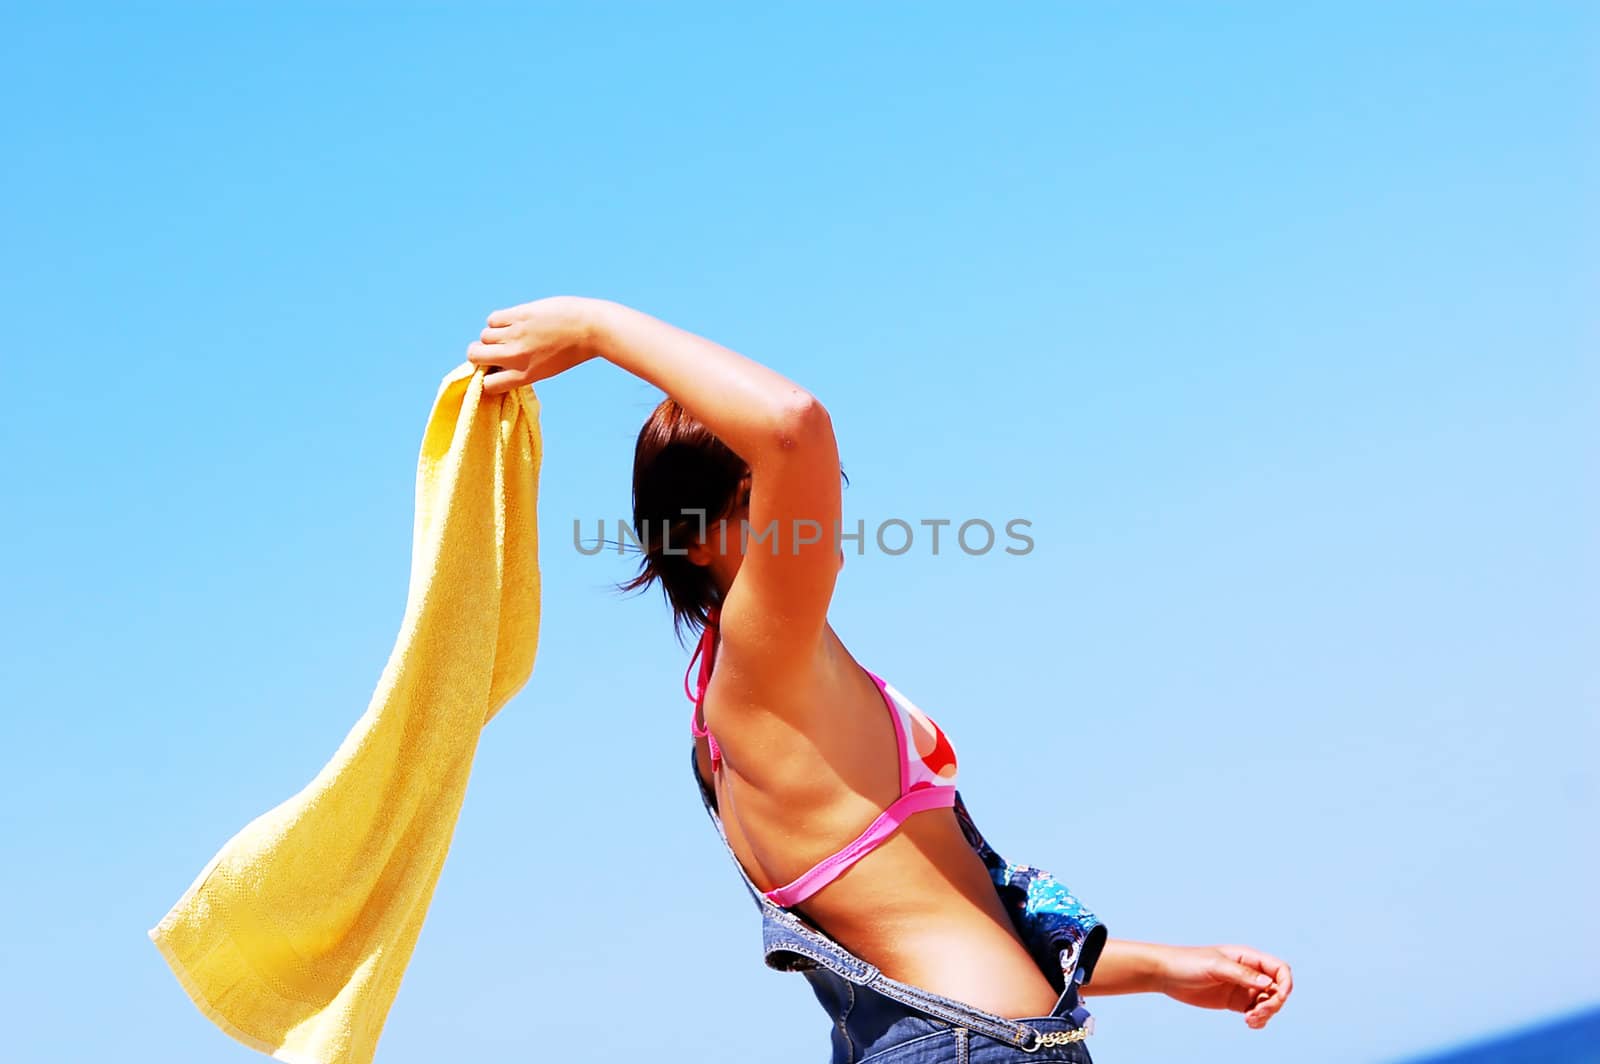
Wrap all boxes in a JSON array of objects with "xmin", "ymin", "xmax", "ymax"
[{"xmin": 466, "ymin": 296, "xmax": 1293, "ymax": 1062}]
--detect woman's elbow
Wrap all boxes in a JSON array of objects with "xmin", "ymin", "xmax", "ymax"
[{"xmin": 770, "ymin": 391, "xmax": 834, "ymax": 453}]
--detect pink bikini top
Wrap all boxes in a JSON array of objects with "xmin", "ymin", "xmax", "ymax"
[{"xmin": 685, "ymin": 606, "xmax": 960, "ymax": 908}]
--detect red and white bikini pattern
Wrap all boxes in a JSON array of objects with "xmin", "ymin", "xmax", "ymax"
[{"xmin": 879, "ymin": 679, "xmax": 959, "ymax": 790}]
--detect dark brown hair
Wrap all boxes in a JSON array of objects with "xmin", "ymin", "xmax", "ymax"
[
  {"xmin": 619, "ymin": 398, "xmax": 751, "ymax": 644},
  {"xmin": 619, "ymin": 396, "xmax": 847, "ymax": 645}
]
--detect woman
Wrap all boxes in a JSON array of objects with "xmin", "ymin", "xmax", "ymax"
[{"xmin": 466, "ymin": 296, "xmax": 1293, "ymax": 1062}]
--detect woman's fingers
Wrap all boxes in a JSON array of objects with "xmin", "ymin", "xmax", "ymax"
[
  {"xmin": 1251, "ymin": 955, "xmax": 1291, "ymax": 1010},
  {"xmin": 1216, "ymin": 958, "xmax": 1274, "ymax": 1004},
  {"xmin": 465, "ymin": 340, "xmax": 501, "ymax": 365},
  {"xmin": 1228, "ymin": 946, "xmax": 1292, "ymax": 997},
  {"xmin": 480, "ymin": 325, "xmax": 514, "ymax": 343},
  {"xmin": 1246, "ymin": 969, "xmax": 1290, "ymax": 1026},
  {"xmin": 486, "ymin": 306, "xmax": 523, "ymax": 328},
  {"xmin": 1217, "ymin": 944, "xmax": 1291, "ymax": 1028},
  {"xmin": 1271, "ymin": 957, "xmax": 1293, "ymax": 1001},
  {"xmin": 1248, "ymin": 995, "xmax": 1282, "ymax": 1027},
  {"xmin": 481, "ymin": 368, "xmax": 522, "ymax": 396}
]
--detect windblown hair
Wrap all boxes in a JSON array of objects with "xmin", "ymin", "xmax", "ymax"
[
  {"xmin": 618, "ymin": 398, "xmax": 750, "ymax": 644},
  {"xmin": 620, "ymin": 396, "xmax": 848, "ymax": 645}
]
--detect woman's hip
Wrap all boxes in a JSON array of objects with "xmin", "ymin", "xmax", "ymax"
[
  {"xmin": 806, "ymin": 969, "xmax": 1094, "ymax": 1064},
  {"xmin": 849, "ymin": 1007, "xmax": 1093, "ymax": 1064}
]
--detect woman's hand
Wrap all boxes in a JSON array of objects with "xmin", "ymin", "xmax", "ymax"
[
  {"xmin": 1153, "ymin": 943, "xmax": 1293, "ymax": 1029},
  {"xmin": 465, "ymin": 295, "xmax": 604, "ymax": 396}
]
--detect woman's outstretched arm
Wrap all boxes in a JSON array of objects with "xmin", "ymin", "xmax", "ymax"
[{"xmin": 1087, "ymin": 938, "xmax": 1293, "ymax": 1029}]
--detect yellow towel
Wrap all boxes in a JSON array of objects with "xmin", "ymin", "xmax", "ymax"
[{"xmin": 147, "ymin": 361, "xmax": 542, "ymax": 1064}]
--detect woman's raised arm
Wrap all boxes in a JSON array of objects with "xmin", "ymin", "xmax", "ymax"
[{"xmin": 467, "ymin": 296, "xmax": 842, "ymax": 660}]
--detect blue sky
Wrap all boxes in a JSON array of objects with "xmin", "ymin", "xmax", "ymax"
[{"xmin": 1, "ymin": 4, "xmax": 1595, "ymax": 1062}]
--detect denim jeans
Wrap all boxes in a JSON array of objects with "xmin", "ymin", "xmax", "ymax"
[{"xmin": 690, "ymin": 746, "xmax": 1107, "ymax": 1062}]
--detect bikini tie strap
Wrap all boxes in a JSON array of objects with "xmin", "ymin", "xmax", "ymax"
[
  {"xmin": 686, "ymin": 609, "xmax": 723, "ymax": 767},
  {"xmin": 684, "ymin": 634, "xmax": 707, "ymax": 705},
  {"xmin": 683, "ymin": 608, "xmax": 722, "ymax": 706}
]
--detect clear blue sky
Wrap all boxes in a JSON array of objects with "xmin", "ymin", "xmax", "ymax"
[{"xmin": 1, "ymin": 4, "xmax": 1594, "ymax": 1063}]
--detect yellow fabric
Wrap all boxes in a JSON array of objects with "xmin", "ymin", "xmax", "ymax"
[{"xmin": 147, "ymin": 362, "xmax": 542, "ymax": 1064}]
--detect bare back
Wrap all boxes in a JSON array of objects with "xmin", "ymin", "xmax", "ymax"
[{"xmin": 691, "ymin": 622, "xmax": 1062, "ymax": 1020}]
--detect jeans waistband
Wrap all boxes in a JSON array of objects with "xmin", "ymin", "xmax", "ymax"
[{"xmin": 758, "ymin": 896, "xmax": 1093, "ymax": 1050}]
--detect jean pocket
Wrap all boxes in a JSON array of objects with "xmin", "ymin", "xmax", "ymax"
[{"xmin": 856, "ymin": 1026, "xmax": 960, "ymax": 1064}]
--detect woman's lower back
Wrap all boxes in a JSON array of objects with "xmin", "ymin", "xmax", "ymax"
[
  {"xmin": 710, "ymin": 753, "xmax": 1064, "ymax": 1019},
  {"xmin": 810, "ymin": 815, "xmax": 1067, "ymax": 1019}
]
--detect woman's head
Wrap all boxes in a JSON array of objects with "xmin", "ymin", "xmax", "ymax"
[{"xmin": 620, "ymin": 398, "xmax": 751, "ymax": 642}]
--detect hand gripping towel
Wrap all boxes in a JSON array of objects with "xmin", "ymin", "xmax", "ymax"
[{"xmin": 147, "ymin": 361, "xmax": 541, "ymax": 1064}]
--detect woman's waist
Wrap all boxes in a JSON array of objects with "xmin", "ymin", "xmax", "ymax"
[
  {"xmin": 792, "ymin": 856, "xmax": 1063, "ymax": 1015},
  {"xmin": 820, "ymin": 910, "xmax": 1064, "ymax": 1019}
]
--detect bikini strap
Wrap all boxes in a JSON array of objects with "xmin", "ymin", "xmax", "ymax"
[
  {"xmin": 686, "ymin": 608, "xmax": 724, "ymax": 768},
  {"xmin": 683, "ymin": 607, "xmax": 722, "ymax": 704}
]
